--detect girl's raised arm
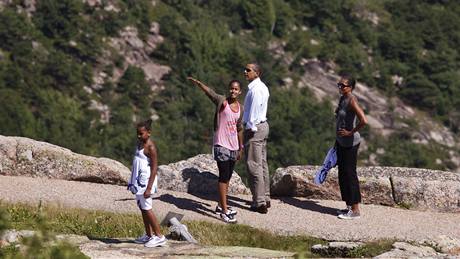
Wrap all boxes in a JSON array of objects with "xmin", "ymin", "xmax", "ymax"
[{"xmin": 187, "ymin": 77, "xmax": 220, "ymax": 104}]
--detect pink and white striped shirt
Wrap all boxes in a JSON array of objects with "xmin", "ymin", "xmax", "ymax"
[{"xmin": 213, "ymin": 101, "xmax": 240, "ymax": 151}]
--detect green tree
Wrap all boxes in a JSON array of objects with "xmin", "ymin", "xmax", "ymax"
[
  {"xmin": 241, "ymin": 0, "xmax": 276, "ymax": 37},
  {"xmin": 272, "ymin": 0, "xmax": 295, "ymax": 38},
  {"xmin": 375, "ymin": 132, "xmax": 448, "ymax": 170},
  {"xmin": 268, "ymin": 88, "xmax": 335, "ymax": 171},
  {"xmin": 400, "ymin": 74, "xmax": 442, "ymax": 112},
  {"xmin": 33, "ymin": 0, "xmax": 84, "ymax": 40},
  {"xmin": 116, "ymin": 66, "xmax": 151, "ymax": 109},
  {"xmin": 34, "ymin": 89, "xmax": 95, "ymax": 154},
  {"xmin": 0, "ymin": 10, "xmax": 36, "ymax": 51},
  {"xmin": 0, "ymin": 90, "xmax": 37, "ymax": 138}
]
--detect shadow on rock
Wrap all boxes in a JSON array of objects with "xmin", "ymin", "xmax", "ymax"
[
  {"xmin": 182, "ymin": 171, "xmax": 253, "ymax": 212},
  {"xmin": 182, "ymin": 167, "xmax": 218, "ymax": 194},
  {"xmin": 181, "ymin": 167, "xmax": 221, "ymax": 205},
  {"xmin": 278, "ymin": 197, "xmax": 337, "ymax": 216},
  {"xmin": 226, "ymin": 195, "xmax": 252, "ymax": 211},
  {"xmin": 159, "ymin": 193, "xmax": 216, "ymax": 219},
  {"xmin": 88, "ymin": 237, "xmax": 134, "ymax": 244},
  {"xmin": 114, "ymin": 197, "xmax": 135, "ymax": 202}
]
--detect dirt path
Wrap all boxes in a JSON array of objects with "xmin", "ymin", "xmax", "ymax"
[{"xmin": 1, "ymin": 175, "xmax": 459, "ymax": 242}]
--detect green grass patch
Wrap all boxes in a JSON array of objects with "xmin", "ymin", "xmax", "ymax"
[
  {"xmin": 0, "ymin": 244, "xmax": 20, "ymax": 258},
  {"xmin": 347, "ymin": 239, "xmax": 395, "ymax": 258},
  {"xmin": 397, "ymin": 202, "xmax": 414, "ymax": 210},
  {"xmin": 0, "ymin": 239, "xmax": 89, "ymax": 259},
  {"xmin": 1, "ymin": 202, "xmax": 394, "ymax": 258},
  {"xmin": 1, "ymin": 202, "xmax": 326, "ymax": 257},
  {"xmin": 0, "ymin": 204, "xmax": 89, "ymax": 259},
  {"xmin": 186, "ymin": 221, "xmax": 326, "ymax": 258},
  {"xmin": 4, "ymin": 201, "xmax": 147, "ymax": 239}
]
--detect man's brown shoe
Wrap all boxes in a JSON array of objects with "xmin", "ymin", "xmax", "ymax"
[
  {"xmin": 266, "ymin": 201, "xmax": 271, "ymax": 208},
  {"xmin": 250, "ymin": 205, "xmax": 268, "ymax": 214}
]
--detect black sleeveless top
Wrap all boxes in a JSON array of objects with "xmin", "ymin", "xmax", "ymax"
[{"xmin": 335, "ymin": 94, "xmax": 361, "ymax": 147}]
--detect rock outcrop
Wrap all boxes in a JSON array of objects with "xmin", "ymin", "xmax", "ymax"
[
  {"xmin": 311, "ymin": 242, "xmax": 365, "ymax": 257},
  {"xmin": 312, "ymin": 239, "xmax": 460, "ymax": 258},
  {"xmin": 299, "ymin": 60, "xmax": 456, "ymax": 146},
  {"xmin": 89, "ymin": 22, "xmax": 170, "ymax": 123},
  {"xmin": 158, "ymin": 154, "xmax": 250, "ymax": 195},
  {"xmin": 0, "ymin": 135, "xmax": 130, "ymax": 185},
  {"xmin": 374, "ymin": 242, "xmax": 447, "ymax": 258},
  {"xmin": 0, "ymin": 230, "xmax": 35, "ymax": 247},
  {"xmin": 0, "ymin": 136, "xmax": 249, "ymax": 194},
  {"xmin": 78, "ymin": 239, "xmax": 295, "ymax": 259},
  {"xmin": 103, "ymin": 24, "xmax": 170, "ymax": 92},
  {"xmin": 4, "ymin": 230, "xmax": 459, "ymax": 258},
  {"xmin": 271, "ymin": 165, "xmax": 460, "ymax": 212},
  {"xmin": 4, "ymin": 133, "xmax": 459, "ymax": 210},
  {"xmin": 427, "ymin": 235, "xmax": 460, "ymax": 256},
  {"xmin": 1, "ymin": 230, "xmax": 296, "ymax": 258}
]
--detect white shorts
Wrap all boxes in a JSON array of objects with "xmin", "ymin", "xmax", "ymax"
[{"xmin": 136, "ymin": 194, "xmax": 153, "ymax": 210}]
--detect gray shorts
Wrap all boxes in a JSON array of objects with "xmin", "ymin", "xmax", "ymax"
[{"xmin": 213, "ymin": 145, "xmax": 237, "ymax": 162}]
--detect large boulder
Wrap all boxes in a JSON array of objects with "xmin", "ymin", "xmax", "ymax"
[
  {"xmin": 66, "ymin": 235, "xmax": 295, "ymax": 259},
  {"xmin": 0, "ymin": 135, "xmax": 130, "ymax": 185},
  {"xmin": 158, "ymin": 154, "xmax": 250, "ymax": 195},
  {"xmin": 427, "ymin": 235, "xmax": 460, "ymax": 255},
  {"xmin": 271, "ymin": 166, "xmax": 394, "ymax": 206},
  {"xmin": 2, "ymin": 230, "xmax": 296, "ymax": 258},
  {"xmin": 271, "ymin": 165, "xmax": 460, "ymax": 212},
  {"xmin": 374, "ymin": 242, "xmax": 446, "ymax": 258}
]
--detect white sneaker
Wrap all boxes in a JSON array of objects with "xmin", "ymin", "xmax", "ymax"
[
  {"xmin": 220, "ymin": 212, "xmax": 237, "ymax": 224},
  {"xmin": 134, "ymin": 234, "xmax": 152, "ymax": 244},
  {"xmin": 144, "ymin": 235, "xmax": 167, "ymax": 248},
  {"xmin": 337, "ymin": 206, "xmax": 352, "ymax": 215},
  {"xmin": 215, "ymin": 205, "xmax": 237, "ymax": 216},
  {"xmin": 338, "ymin": 210, "xmax": 361, "ymax": 220}
]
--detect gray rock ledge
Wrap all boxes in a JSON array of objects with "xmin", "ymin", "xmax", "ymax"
[
  {"xmin": 271, "ymin": 165, "xmax": 460, "ymax": 212},
  {"xmin": 0, "ymin": 135, "xmax": 130, "ymax": 185},
  {"xmin": 158, "ymin": 154, "xmax": 250, "ymax": 195}
]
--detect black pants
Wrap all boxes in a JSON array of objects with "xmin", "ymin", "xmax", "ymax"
[
  {"xmin": 217, "ymin": 160, "xmax": 235, "ymax": 183},
  {"xmin": 337, "ymin": 143, "xmax": 361, "ymax": 205}
]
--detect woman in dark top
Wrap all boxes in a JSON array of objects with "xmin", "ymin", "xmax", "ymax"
[{"xmin": 335, "ymin": 75, "xmax": 368, "ymax": 220}]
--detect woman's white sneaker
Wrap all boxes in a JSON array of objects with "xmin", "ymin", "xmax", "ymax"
[
  {"xmin": 144, "ymin": 235, "xmax": 167, "ymax": 247},
  {"xmin": 134, "ymin": 234, "xmax": 151, "ymax": 244},
  {"xmin": 336, "ymin": 206, "xmax": 352, "ymax": 215},
  {"xmin": 338, "ymin": 210, "xmax": 360, "ymax": 220}
]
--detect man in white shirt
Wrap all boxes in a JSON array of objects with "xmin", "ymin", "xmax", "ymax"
[{"xmin": 242, "ymin": 63, "xmax": 270, "ymax": 214}]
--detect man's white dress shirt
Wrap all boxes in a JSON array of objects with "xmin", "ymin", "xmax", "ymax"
[{"xmin": 242, "ymin": 77, "xmax": 269, "ymax": 132}]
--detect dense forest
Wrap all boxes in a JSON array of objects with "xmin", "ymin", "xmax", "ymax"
[{"xmin": 0, "ymin": 0, "xmax": 459, "ymax": 178}]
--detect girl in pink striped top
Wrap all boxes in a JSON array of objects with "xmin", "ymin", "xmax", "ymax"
[{"xmin": 187, "ymin": 77, "xmax": 244, "ymax": 224}]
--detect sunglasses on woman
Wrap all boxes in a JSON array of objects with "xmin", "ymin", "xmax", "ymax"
[{"xmin": 337, "ymin": 83, "xmax": 349, "ymax": 89}]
